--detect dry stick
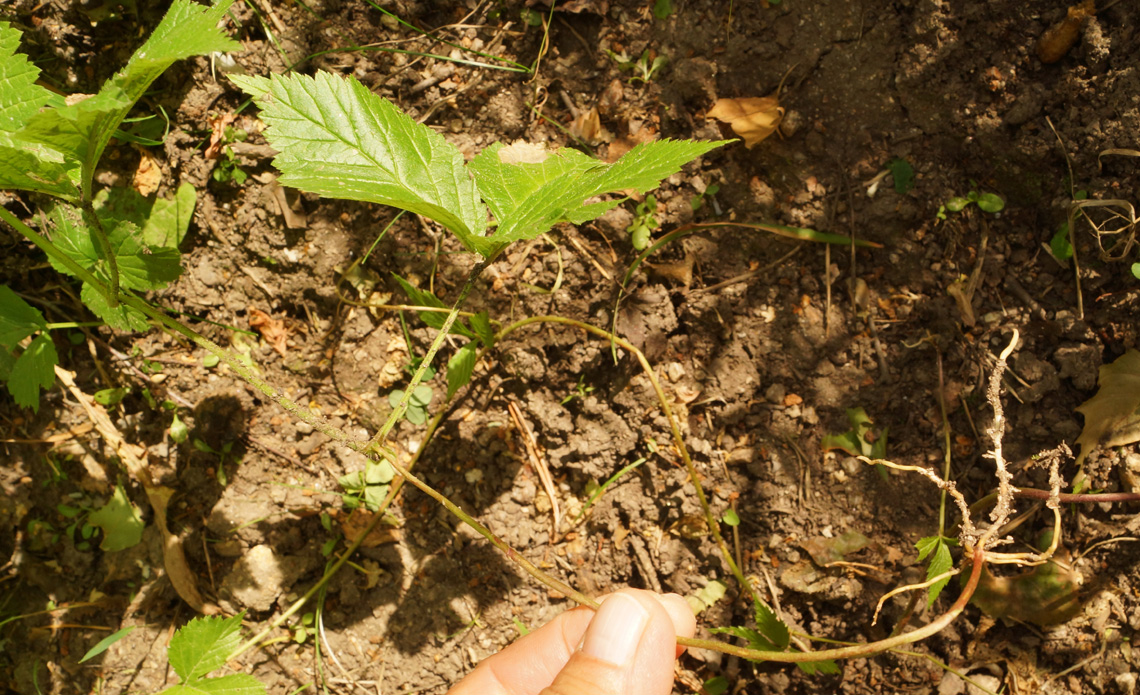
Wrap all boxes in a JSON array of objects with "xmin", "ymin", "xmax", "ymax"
[{"xmin": 507, "ymin": 400, "xmax": 561, "ymax": 542}]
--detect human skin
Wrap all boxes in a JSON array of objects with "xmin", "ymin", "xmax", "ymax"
[{"xmin": 447, "ymin": 589, "xmax": 696, "ymax": 695}]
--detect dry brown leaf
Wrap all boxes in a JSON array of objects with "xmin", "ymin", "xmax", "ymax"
[
  {"xmin": 249, "ymin": 308, "xmax": 289, "ymax": 356},
  {"xmin": 339, "ymin": 508, "xmax": 401, "ymax": 547},
  {"xmin": 605, "ymin": 124, "xmax": 657, "ymax": 162},
  {"xmin": 1037, "ymin": 0, "xmax": 1095, "ymax": 64},
  {"xmin": 707, "ymin": 96, "xmax": 785, "ymax": 148},
  {"xmin": 569, "ymin": 106, "xmax": 608, "ymax": 145},
  {"xmin": 132, "ymin": 147, "xmax": 162, "ymax": 196},
  {"xmin": 1075, "ymin": 349, "xmax": 1140, "ymax": 468},
  {"xmin": 204, "ymin": 112, "xmax": 236, "ymax": 160},
  {"xmin": 268, "ymin": 180, "xmax": 307, "ymax": 229}
]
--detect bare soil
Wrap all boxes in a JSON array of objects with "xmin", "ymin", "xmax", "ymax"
[{"xmin": 2, "ymin": 1, "xmax": 1140, "ymax": 694}]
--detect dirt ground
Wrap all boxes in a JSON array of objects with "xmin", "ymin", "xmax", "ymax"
[{"xmin": 2, "ymin": 0, "xmax": 1140, "ymax": 693}]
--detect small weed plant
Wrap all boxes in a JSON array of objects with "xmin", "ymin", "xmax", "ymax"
[{"xmin": 7, "ymin": 1, "xmax": 1132, "ymax": 692}]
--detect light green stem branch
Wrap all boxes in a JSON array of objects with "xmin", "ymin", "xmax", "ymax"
[
  {"xmin": 80, "ymin": 200, "xmax": 120, "ymax": 308},
  {"xmin": 364, "ymin": 258, "xmax": 490, "ymax": 453}
]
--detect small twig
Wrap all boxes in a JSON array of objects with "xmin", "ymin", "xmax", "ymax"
[{"xmin": 507, "ymin": 400, "xmax": 561, "ymax": 542}]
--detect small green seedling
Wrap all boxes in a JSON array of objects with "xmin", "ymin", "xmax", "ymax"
[
  {"xmin": 56, "ymin": 500, "xmax": 98, "ymax": 552},
  {"xmin": 887, "ymin": 158, "xmax": 915, "ymax": 194},
  {"xmin": 338, "ymin": 459, "xmax": 396, "ymax": 511},
  {"xmin": 58, "ymin": 484, "xmax": 145, "ymax": 552},
  {"xmin": 652, "ymin": 0, "xmax": 674, "ymax": 19},
  {"xmin": 193, "ymin": 438, "xmax": 241, "ymax": 486},
  {"xmin": 159, "ymin": 612, "xmax": 265, "ymax": 695},
  {"xmin": 211, "ymin": 123, "xmax": 249, "ymax": 185},
  {"xmin": 690, "ymin": 183, "xmax": 721, "ymax": 212},
  {"xmin": 937, "ymin": 184, "xmax": 1005, "ymax": 220},
  {"xmin": 290, "ymin": 612, "xmax": 315, "ymax": 644},
  {"xmin": 606, "ymin": 49, "xmax": 668, "ymax": 85},
  {"xmin": 560, "ymin": 375, "xmax": 595, "ymax": 405},
  {"xmin": 711, "ymin": 599, "xmax": 839, "ymax": 675},
  {"xmin": 389, "ymin": 384, "xmax": 433, "ymax": 425},
  {"xmin": 627, "ymin": 194, "xmax": 659, "ymax": 250},
  {"xmin": 821, "ymin": 407, "xmax": 889, "ymax": 462}
]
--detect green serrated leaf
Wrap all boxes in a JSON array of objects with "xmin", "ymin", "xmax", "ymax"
[
  {"xmin": 0, "ymin": 140, "xmax": 78, "ymax": 199},
  {"xmin": 481, "ymin": 138, "xmax": 727, "ymax": 256},
  {"xmin": 469, "ymin": 143, "xmax": 598, "ymax": 227},
  {"xmin": 753, "ymin": 600, "xmax": 790, "ymax": 650},
  {"xmin": 0, "ymin": 285, "xmax": 48, "ymax": 348},
  {"xmin": 446, "ymin": 341, "xmax": 478, "ymax": 399},
  {"xmin": 926, "ymin": 537, "xmax": 953, "ymax": 606},
  {"xmin": 797, "ymin": 659, "xmax": 841, "ymax": 676},
  {"xmin": 6, "ymin": 333, "xmax": 57, "ymax": 410},
  {"xmin": 87, "ymin": 484, "xmax": 144, "ymax": 551},
  {"xmin": 47, "ymin": 202, "xmax": 182, "ymax": 291},
  {"xmin": 915, "ymin": 535, "xmax": 940, "ymax": 562},
  {"xmin": 0, "ymin": 22, "xmax": 55, "ymax": 132},
  {"xmin": 230, "ymin": 71, "xmax": 485, "ymax": 245},
  {"xmin": 702, "ymin": 676, "xmax": 728, "ymax": 695},
  {"xmin": 79, "ymin": 625, "xmax": 136, "ymax": 663},
  {"xmin": 391, "ymin": 274, "xmax": 475, "ymax": 338},
  {"xmin": 887, "ymin": 157, "xmax": 914, "ymax": 194},
  {"xmin": 709, "ymin": 625, "xmax": 781, "ymax": 651},
  {"xmin": 0, "ymin": 347, "xmax": 15, "ymax": 381},
  {"xmin": 18, "ymin": 0, "xmax": 238, "ymax": 196},
  {"xmin": 168, "ymin": 612, "xmax": 247, "ymax": 683},
  {"xmin": 81, "ymin": 282, "xmax": 149, "ymax": 331},
  {"xmin": 160, "ymin": 673, "xmax": 265, "ymax": 695}
]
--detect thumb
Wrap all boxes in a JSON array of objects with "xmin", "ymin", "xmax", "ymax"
[{"xmin": 540, "ymin": 590, "xmax": 692, "ymax": 695}]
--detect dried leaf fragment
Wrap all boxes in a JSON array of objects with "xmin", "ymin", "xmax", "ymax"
[
  {"xmin": 1075, "ymin": 349, "xmax": 1140, "ymax": 468},
  {"xmin": 249, "ymin": 308, "xmax": 289, "ymax": 356},
  {"xmin": 707, "ymin": 96, "xmax": 785, "ymax": 148},
  {"xmin": 132, "ymin": 147, "xmax": 163, "ymax": 196},
  {"xmin": 1037, "ymin": 0, "xmax": 1096, "ymax": 64}
]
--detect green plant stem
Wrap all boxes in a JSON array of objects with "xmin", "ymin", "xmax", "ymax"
[
  {"xmin": 384, "ymin": 455, "xmax": 598, "ymax": 608},
  {"xmin": 44, "ymin": 322, "xmax": 104, "ymax": 329},
  {"xmin": 364, "ymin": 258, "xmax": 490, "ymax": 453},
  {"xmin": 80, "ymin": 200, "xmax": 119, "ymax": 308},
  {"xmin": 496, "ymin": 315, "xmax": 759, "ymax": 606}
]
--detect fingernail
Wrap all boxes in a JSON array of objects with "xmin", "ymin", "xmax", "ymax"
[{"xmin": 581, "ymin": 593, "xmax": 650, "ymax": 666}]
